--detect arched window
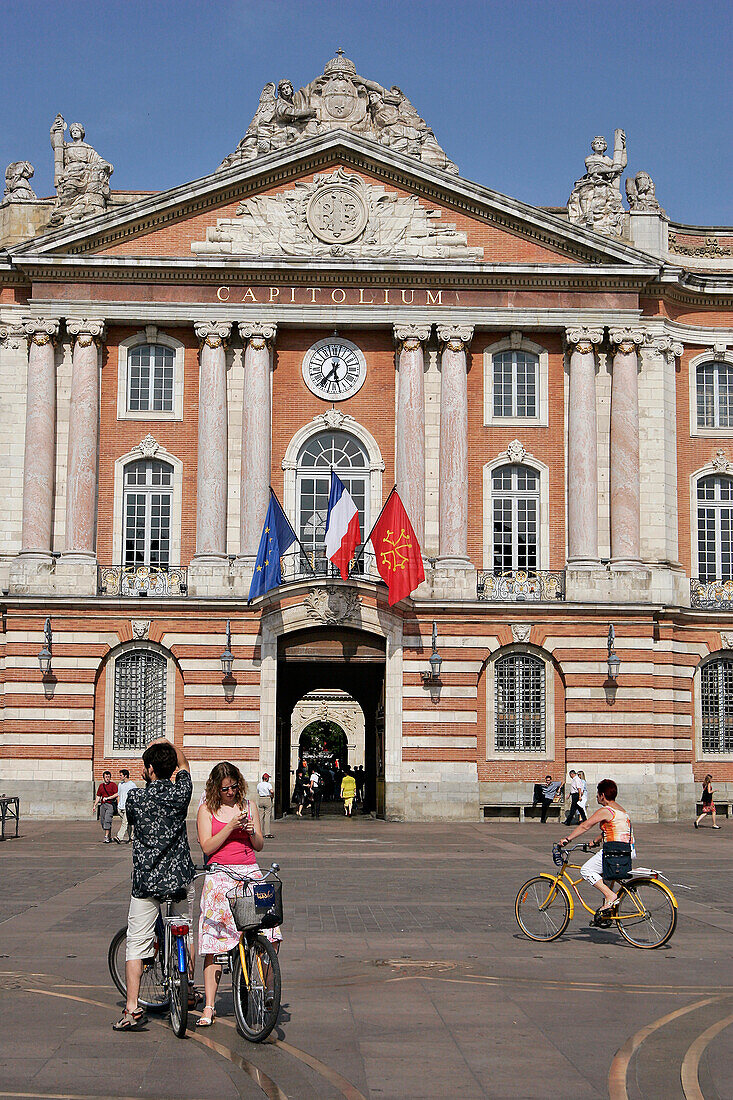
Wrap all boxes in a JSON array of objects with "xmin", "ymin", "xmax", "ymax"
[
  {"xmin": 493, "ymin": 349, "xmax": 539, "ymax": 419},
  {"xmin": 297, "ymin": 431, "xmax": 368, "ymax": 574},
  {"xmin": 127, "ymin": 344, "xmax": 175, "ymax": 413},
  {"xmin": 492, "ymin": 464, "xmax": 539, "ymax": 574},
  {"xmin": 113, "ymin": 649, "xmax": 167, "ymax": 751},
  {"xmin": 697, "ymin": 474, "xmax": 733, "ymax": 582},
  {"xmin": 701, "ymin": 657, "xmax": 733, "ymax": 754},
  {"xmin": 696, "ymin": 361, "xmax": 733, "ymax": 430},
  {"xmin": 123, "ymin": 459, "xmax": 173, "ymax": 569},
  {"xmin": 495, "ymin": 652, "xmax": 545, "ymax": 752}
]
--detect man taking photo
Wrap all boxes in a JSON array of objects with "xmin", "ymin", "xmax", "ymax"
[{"xmin": 113, "ymin": 737, "xmax": 196, "ymax": 1031}]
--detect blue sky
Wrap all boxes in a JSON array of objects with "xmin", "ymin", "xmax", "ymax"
[{"xmin": 1, "ymin": 0, "xmax": 730, "ymax": 225}]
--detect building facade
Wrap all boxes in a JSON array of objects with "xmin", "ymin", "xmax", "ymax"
[{"xmin": 1, "ymin": 55, "xmax": 732, "ymax": 820}]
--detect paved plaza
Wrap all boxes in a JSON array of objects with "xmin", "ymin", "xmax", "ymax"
[{"xmin": 0, "ymin": 816, "xmax": 731, "ymax": 1099}]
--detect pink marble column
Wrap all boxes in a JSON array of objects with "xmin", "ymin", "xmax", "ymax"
[
  {"xmin": 394, "ymin": 323, "xmax": 429, "ymax": 545},
  {"xmin": 565, "ymin": 328, "xmax": 603, "ymax": 566},
  {"xmin": 437, "ymin": 324, "xmax": 473, "ymax": 560},
  {"xmin": 193, "ymin": 321, "xmax": 232, "ymax": 561},
  {"xmin": 609, "ymin": 328, "xmax": 645, "ymax": 566},
  {"xmin": 64, "ymin": 319, "xmax": 105, "ymax": 559},
  {"xmin": 19, "ymin": 319, "xmax": 59, "ymax": 558},
  {"xmin": 238, "ymin": 322, "xmax": 276, "ymax": 560}
]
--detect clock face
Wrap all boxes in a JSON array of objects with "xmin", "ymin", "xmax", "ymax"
[{"xmin": 302, "ymin": 338, "xmax": 367, "ymax": 401}]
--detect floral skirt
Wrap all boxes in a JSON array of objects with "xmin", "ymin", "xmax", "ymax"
[
  {"xmin": 198, "ymin": 863, "xmax": 282, "ymax": 956},
  {"xmin": 701, "ymin": 802, "xmax": 716, "ymax": 814}
]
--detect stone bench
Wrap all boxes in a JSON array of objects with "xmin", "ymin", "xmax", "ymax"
[
  {"xmin": 482, "ymin": 803, "xmax": 563, "ymax": 822},
  {"xmin": 696, "ymin": 801, "xmax": 730, "ymax": 818},
  {"xmin": 0, "ymin": 796, "xmax": 20, "ymax": 839}
]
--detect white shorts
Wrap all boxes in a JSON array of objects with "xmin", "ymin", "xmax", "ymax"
[
  {"xmin": 580, "ymin": 850, "xmax": 604, "ymax": 886},
  {"xmin": 126, "ymin": 881, "xmax": 196, "ymax": 961}
]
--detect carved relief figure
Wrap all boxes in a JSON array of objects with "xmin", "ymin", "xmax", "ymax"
[
  {"xmin": 48, "ymin": 115, "xmax": 113, "ymax": 227},
  {"xmin": 567, "ymin": 129, "xmax": 627, "ymax": 236},
  {"xmin": 3, "ymin": 161, "xmax": 37, "ymax": 203},
  {"xmin": 625, "ymin": 170, "xmax": 665, "ymax": 215},
  {"xmin": 218, "ymin": 52, "xmax": 457, "ymax": 174}
]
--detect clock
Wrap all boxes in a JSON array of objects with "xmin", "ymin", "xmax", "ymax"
[{"xmin": 302, "ymin": 337, "xmax": 367, "ymax": 401}]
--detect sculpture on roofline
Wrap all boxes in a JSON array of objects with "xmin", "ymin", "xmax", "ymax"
[
  {"xmin": 567, "ymin": 129, "xmax": 627, "ymax": 236},
  {"xmin": 48, "ymin": 115, "xmax": 113, "ymax": 228},
  {"xmin": 218, "ymin": 51, "xmax": 457, "ymax": 174},
  {"xmin": 625, "ymin": 170, "xmax": 665, "ymax": 216},
  {"xmin": 3, "ymin": 161, "xmax": 37, "ymax": 203}
]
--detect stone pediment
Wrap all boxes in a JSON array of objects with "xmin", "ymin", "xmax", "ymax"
[{"xmin": 191, "ymin": 167, "xmax": 483, "ymax": 260}]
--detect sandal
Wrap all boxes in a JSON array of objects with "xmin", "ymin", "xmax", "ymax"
[
  {"xmin": 196, "ymin": 1006, "xmax": 216, "ymax": 1027},
  {"xmin": 188, "ymin": 986, "xmax": 204, "ymax": 1009},
  {"xmin": 112, "ymin": 1008, "xmax": 147, "ymax": 1031}
]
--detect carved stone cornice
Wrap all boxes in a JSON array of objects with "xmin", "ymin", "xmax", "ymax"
[
  {"xmin": 437, "ymin": 324, "xmax": 474, "ymax": 352},
  {"xmin": 394, "ymin": 323, "xmax": 431, "ymax": 352},
  {"xmin": 649, "ymin": 335, "xmax": 684, "ymax": 361},
  {"xmin": 564, "ymin": 327, "xmax": 604, "ymax": 354},
  {"xmin": 238, "ymin": 322, "xmax": 277, "ymax": 350},
  {"xmin": 23, "ymin": 317, "xmax": 60, "ymax": 347},
  {"xmin": 609, "ymin": 327, "xmax": 646, "ymax": 356},
  {"xmin": 194, "ymin": 320, "xmax": 232, "ymax": 349},
  {"xmin": 0, "ymin": 322, "xmax": 27, "ymax": 349},
  {"xmin": 135, "ymin": 433, "xmax": 160, "ymax": 459},
  {"xmin": 710, "ymin": 342, "xmax": 729, "ymax": 361},
  {"xmin": 66, "ymin": 318, "xmax": 106, "ymax": 347}
]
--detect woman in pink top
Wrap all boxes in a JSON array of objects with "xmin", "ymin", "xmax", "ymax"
[{"xmin": 196, "ymin": 761, "xmax": 268, "ymax": 1027}]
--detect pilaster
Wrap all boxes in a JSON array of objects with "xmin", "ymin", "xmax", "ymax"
[
  {"xmin": 435, "ymin": 323, "xmax": 474, "ymax": 598},
  {"xmin": 565, "ymin": 328, "xmax": 603, "ymax": 567},
  {"xmin": 394, "ymin": 322, "xmax": 429, "ymax": 547}
]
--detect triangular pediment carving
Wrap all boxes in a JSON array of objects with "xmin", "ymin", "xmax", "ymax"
[{"xmin": 191, "ymin": 166, "xmax": 482, "ymax": 260}]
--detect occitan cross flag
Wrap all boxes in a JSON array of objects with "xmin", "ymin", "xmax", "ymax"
[{"xmin": 369, "ymin": 489, "xmax": 425, "ymax": 605}]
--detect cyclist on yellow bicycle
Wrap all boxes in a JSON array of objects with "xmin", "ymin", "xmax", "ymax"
[{"xmin": 559, "ymin": 778, "xmax": 634, "ymax": 915}]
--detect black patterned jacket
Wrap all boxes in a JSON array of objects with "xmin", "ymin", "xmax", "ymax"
[{"xmin": 126, "ymin": 771, "xmax": 195, "ymax": 900}]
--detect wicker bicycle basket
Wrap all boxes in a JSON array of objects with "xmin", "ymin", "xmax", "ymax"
[{"xmin": 227, "ymin": 879, "xmax": 283, "ymax": 932}]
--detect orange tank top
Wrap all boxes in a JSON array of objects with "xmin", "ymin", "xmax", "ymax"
[{"xmin": 600, "ymin": 806, "xmax": 632, "ymax": 844}]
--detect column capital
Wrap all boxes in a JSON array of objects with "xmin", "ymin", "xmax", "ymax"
[
  {"xmin": 67, "ymin": 318, "xmax": 106, "ymax": 347},
  {"xmin": 0, "ymin": 322, "xmax": 27, "ymax": 349},
  {"xmin": 393, "ymin": 322, "xmax": 430, "ymax": 351},
  {"xmin": 437, "ymin": 323, "xmax": 473, "ymax": 351},
  {"xmin": 564, "ymin": 327, "xmax": 604, "ymax": 353},
  {"xmin": 238, "ymin": 321, "xmax": 277, "ymax": 350},
  {"xmin": 194, "ymin": 320, "xmax": 232, "ymax": 349},
  {"xmin": 23, "ymin": 317, "xmax": 60, "ymax": 346},
  {"xmin": 649, "ymin": 335, "xmax": 684, "ymax": 361},
  {"xmin": 609, "ymin": 327, "xmax": 647, "ymax": 354}
]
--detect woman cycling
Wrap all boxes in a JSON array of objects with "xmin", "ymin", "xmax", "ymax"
[{"xmin": 560, "ymin": 778, "xmax": 634, "ymax": 913}]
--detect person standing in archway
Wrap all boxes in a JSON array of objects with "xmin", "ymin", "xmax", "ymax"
[
  {"xmin": 256, "ymin": 772, "xmax": 275, "ymax": 838},
  {"xmin": 341, "ymin": 768, "xmax": 356, "ymax": 817}
]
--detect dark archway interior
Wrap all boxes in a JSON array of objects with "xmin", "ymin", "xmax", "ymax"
[{"xmin": 275, "ymin": 628, "xmax": 386, "ymax": 817}]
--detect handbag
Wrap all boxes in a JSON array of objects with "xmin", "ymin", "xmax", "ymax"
[{"xmin": 602, "ymin": 841, "xmax": 632, "ymax": 880}]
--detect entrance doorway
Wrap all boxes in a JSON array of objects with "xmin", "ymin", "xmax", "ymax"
[{"xmin": 274, "ymin": 627, "xmax": 386, "ymax": 818}]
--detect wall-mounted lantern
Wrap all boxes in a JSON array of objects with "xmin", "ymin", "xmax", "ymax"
[
  {"xmin": 421, "ymin": 621, "xmax": 442, "ymax": 685},
  {"xmin": 38, "ymin": 617, "xmax": 53, "ymax": 676},
  {"xmin": 607, "ymin": 625, "xmax": 621, "ymax": 680},
  {"xmin": 220, "ymin": 620, "xmax": 234, "ymax": 678}
]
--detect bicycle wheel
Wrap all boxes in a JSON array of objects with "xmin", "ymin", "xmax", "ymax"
[
  {"xmin": 232, "ymin": 934, "xmax": 281, "ymax": 1042},
  {"xmin": 616, "ymin": 879, "xmax": 677, "ymax": 949},
  {"xmin": 515, "ymin": 877, "xmax": 571, "ymax": 942},
  {"xmin": 168, "ymin": 938, "xmax": 189, "ymax": 1037},
  {"xmin": 107, "ymin": 927, "xmax": 168, "ymax": 1010}
]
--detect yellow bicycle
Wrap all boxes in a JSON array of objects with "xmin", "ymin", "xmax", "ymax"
[{"xmin": 515, "ymin": 844, "xmax": 678, "ymax": 949}]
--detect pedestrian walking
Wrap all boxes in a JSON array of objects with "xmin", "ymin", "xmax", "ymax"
[
  {"xmin": 354, "ymin": 765, "xmax": 365, "ymax": 805},
  {"xmin": 578, "ymin": 770, "xmax": 589, "ymax": 820},
  {"xmin": 309, "ymin": 769, "xmax": 323, "ymax": 819},
  {"xmin": 564, "ymin": 770, "xmax": 586, "ymax": 825},
  {"xmin": 341, "ymin": 768, "xmax": 356, "ymax": 816},
  {"xmin": 256, "ymin": 772, "xmax": 275, "ymax": 838},
  {"xmin": 93, "ymin": 770, "xmax": 118, "ymax": 844},
  {"xmin": 694, "ymin": 774, "xmax": 721, "ymax": 829},
  {"xmin": 115, "ymin": 769, "xmax": 137, "ymax": 843}
]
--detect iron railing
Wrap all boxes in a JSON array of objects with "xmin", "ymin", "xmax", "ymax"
[
  {"xmin": 98, "ymin": 565, "xmax": 188, "ymax": 597},
  {"xmin": 690, "ymin": 578, "xmax": 733, "ymax": 609},
  {"xmin": 279, "ymin": 548, "xmax": 384, "ymax": 587},
  {"xmin": 477, "ymin": 569, "xmax": 566, "ymax": 602}
]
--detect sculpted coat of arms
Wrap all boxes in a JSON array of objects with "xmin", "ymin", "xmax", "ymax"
[{"xmin": 304, "ymin": 586, "xmax": 361, "ymax": 625}]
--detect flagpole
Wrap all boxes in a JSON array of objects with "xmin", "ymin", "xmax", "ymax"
[
  {"xmin": 349, "ymin": 484, "xmax": 397, "ymax": 575},
  {"xmin": 268, "ymin": 485, "xmax": 317, "ymax": 575}
]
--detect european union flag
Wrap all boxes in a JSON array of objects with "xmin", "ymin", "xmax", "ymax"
[{"xmin": 248, "ymin": 491, "xmax": 298, "ymax": 601}]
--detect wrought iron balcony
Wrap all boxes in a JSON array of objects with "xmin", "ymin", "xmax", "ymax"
[
  {"xmin": 98, "ymin": 565, "xmax": 188, "ymax": 597},
  {"xmin": 690, "ymin": 578, "xmax": 733, "ymax": 609},
  {"xmin": 278, "ymin": 548, "xmax": 384, "ymax": 587},
  {"xmin": 477, "ymin": 569, "xmax": 566, "ymax": 602}
]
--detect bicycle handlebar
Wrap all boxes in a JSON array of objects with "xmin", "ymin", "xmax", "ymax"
[{"xmin": 193, "ymin": 861, "xmax": 281, "ymax": 879}]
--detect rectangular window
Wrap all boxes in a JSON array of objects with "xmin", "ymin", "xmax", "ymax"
[
  {"xmin": 495, "ymin": 655, "xmax": 545, "ymax": 752},
  {"xmin": 701, "ymin": 660, "xmax": 733, "ymax": 754},
  {"xmin": 113, "ymin": 651, "xmax": 167, "ymax": 752},
  {"xmin": 493, "ymin": 351, "xmax": 538, "ymax": 419},
  {"xmin": 127, "ymin": 345, "xmax": 174, "ymax": 413}
]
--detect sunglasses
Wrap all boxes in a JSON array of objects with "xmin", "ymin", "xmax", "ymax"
[{"xmin": 220, "ymin": 784, "xmax": 238, "ymax": 793}]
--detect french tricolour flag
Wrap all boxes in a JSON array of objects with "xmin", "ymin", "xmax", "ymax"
[{"xmin": 324, "ymin": 472, "xmax": 361, "ymax": 581}]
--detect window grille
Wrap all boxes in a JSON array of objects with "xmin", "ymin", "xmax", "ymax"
[
  {"xmin": 128, "ymin": 344, "xmax": 174, "ymax": 412},
  {"xmin": 701, "ymin": 658, "xmax": 733, "ymax": 754},
  {"xmin": 696, "ymin": 361, "xmax": 733, "ymax": 430},
  {"xmin": 493, "ymin": 350, "xmax": 538, "ymax": 418},
  {"xmin": 113, "ymin": 650, "xmax": 167, "ymax": 751},
  {"xmin": 495, "ymin": 653, "xmax": 546, "ymax": 752},
  {"xmin": 123, "ymin": 459, "xmax": 173, "ymax": 569},
  {"xmin": 296, "ymin": 431, "xmax": 368, "ymax": 573},
  {"xmin": 492, "ymin": 464, "xmax": 539, "ymax": 573},
  {"xmin": 697, "ymin": 474, "xmax": 733, "ymax": 582}
]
